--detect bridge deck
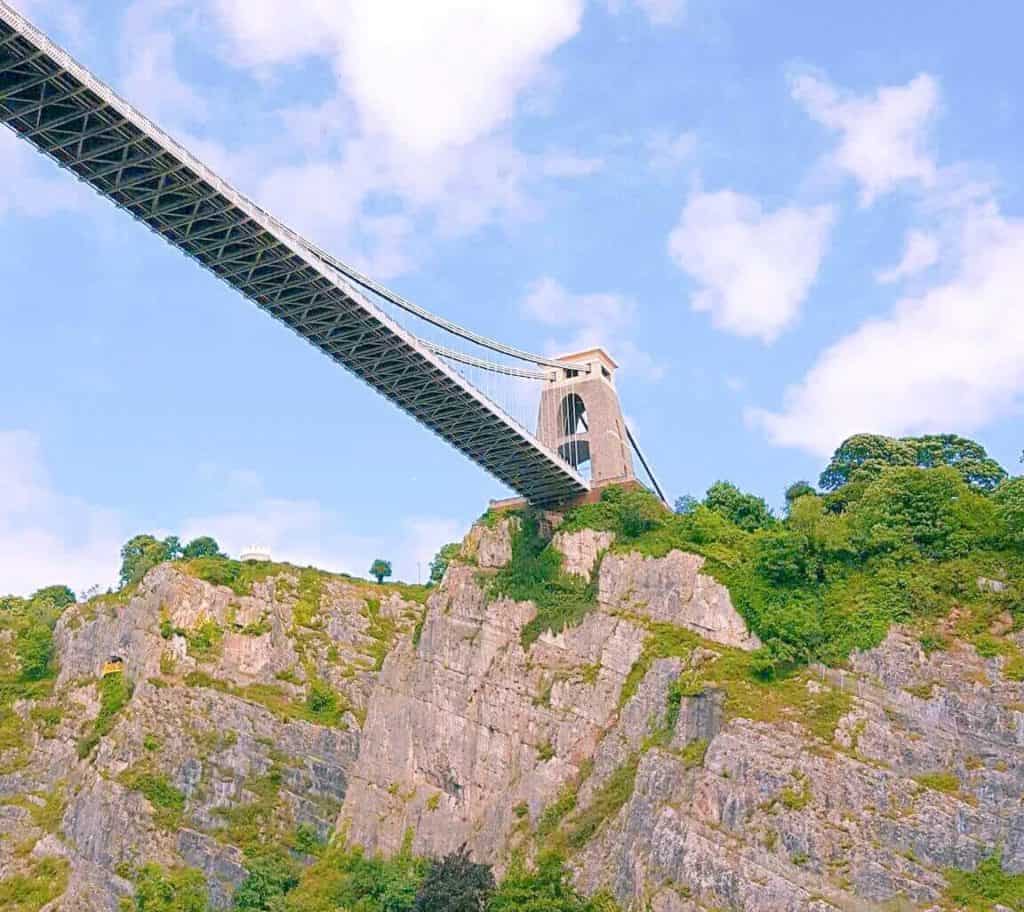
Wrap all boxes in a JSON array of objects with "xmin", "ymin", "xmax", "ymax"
[{"xmin": 0, "ymin": 4, "xmax": 588, "ymax": 506}]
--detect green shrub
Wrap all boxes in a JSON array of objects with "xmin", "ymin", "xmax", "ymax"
[
  {"xmin": 0, "ymin": 857, "xmax": 69, "ymax": 912},
  {"xmin": 119, "ymin": 766, "xmax": 186, "ymax": 829},
  {"xmin": 943, "ymin": 853, "xmax": 1024, "ymax": 911},
  {"xmin": 914, "ymin": 771, "xmax": 961, "ymax": 794},
  {"xmin": 78, "ymin": 671, "xmax": 133, "ymax": 758},
  {"xmin": 281, "ymin": 843, "xmax": 426, "ymax": 912},
  {"xmin": 492, "ymin": 513, "xmax": 597, "ymax": 648},
  {"xmin": 129, "ymin": 863, "xmax": 208, "ymax": 912},
  {"xmin": 566, "ymin": 757, "xmax": 638, "ymax": 849},
  {"xmin": 234, "ymin": 850, "xmax": 300, "ymax": 911},
  {"xmin": 489, "ymin": 852, "xmax": 608, "ymax": 912},
  {"xmin": 412, "ymin": 845, "xmax": 494, "ymax": 912}
]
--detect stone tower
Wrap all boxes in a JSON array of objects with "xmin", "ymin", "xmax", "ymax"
[{"xmin": 536, "ymin": 348, "xmax": 634, "ymax": 486}]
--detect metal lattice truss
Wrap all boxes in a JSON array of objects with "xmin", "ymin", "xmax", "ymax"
[{"xmin": 0, "ymin": 4, "xmax": 589, "ymax": 506}]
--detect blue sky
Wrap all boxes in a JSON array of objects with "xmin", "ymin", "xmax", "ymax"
[{"xmin": 2, "ymin": 0, "xmax": 1023, "ymax": 594}]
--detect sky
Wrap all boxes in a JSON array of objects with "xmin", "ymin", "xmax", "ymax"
[{"xmin": 2, "ymin": 0, "xmax": 1023, "ymax": 595}]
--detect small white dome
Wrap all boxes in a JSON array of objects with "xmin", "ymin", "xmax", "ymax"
[{"xmin": 240, "ymin": 545, "xmax": 272, "ymax": 562}]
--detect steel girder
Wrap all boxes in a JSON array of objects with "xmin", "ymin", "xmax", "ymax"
[{"xmin": 0, "ymin": 5, "xmax": 589, "ymax": 506}]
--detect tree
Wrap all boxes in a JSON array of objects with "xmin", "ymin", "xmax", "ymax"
[
  {"xmin": 232, "ymin": 850, "xmax": 299, "ymax": 910},
  {"xmin": 181, "ymin": 536, "xmax": 224, "ymax": 560},
  {"xmin": 704, "ymin": 481, "xmax": 775, "ymax": 532},
  {"xmin": 370, "ymin": 559, "xmax": 393, "ymax": 584},
  {"xmin": 413, "ymin": 846, "xmax": 494, "ymax": 912},
  {"xmin": 993, "ymin": 477, "xmax": 1024, "ymax": 547},
  {"xmin": 30, "ymin": 585, "xmax": 76, "ymax": 610},
  {"xmin": 911, "ymin": 434, "xmax": 1007, "ymax": 491},
  {"xmin": 16, "ymin": 621, "xmax": 54, "ymax": 681},
  {"xmin": 131, "ymin": 863, "xmax": 209, "ymax": 912},
  {"xmin": 119, "ymin": 535, "xmax": 180, "ymax": 588},
  {"xmin": 784, "ymin": 481, "xmax": 816, "ymax": 504},
  {"xmin": 489, "ymin": 852, "xmax": 602, "ymax": 912},
  {"xmin": 673, "ymin": 495, "xmax": 699, "ymax": 516},
  {"xmin": 819, "ymin": 434, "xmax": 916, "ymax": 491},
  {"xmin": 850, "ymin": 466, "xmax": 998, "ymax": 561},
  {"xmin": 429, "ymin": 543, "xmax": 462, "ymax": 586},
  {"xmin": 820, "ymin": 433, "xmax": 1007, "ymax": 493}
]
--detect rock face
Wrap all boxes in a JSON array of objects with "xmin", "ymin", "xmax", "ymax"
[
  {"xmin": 598, "ymin": 550, "xmax": 762, "ymax": 650},
  {"xmin": 0, "ymin": 562, "xmax": 421, "ymax": 911},
  {"xmin": 2, "ymin": 518, "xmax": 1021, "ymax": 912}
]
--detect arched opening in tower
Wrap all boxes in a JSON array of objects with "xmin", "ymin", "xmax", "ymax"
[
  {"xmin": 557, "ymin": 393, "xmax": 592, "ymax": 479},
  {"xmin": 559, "ymin": 393, "xmax": 588, "ymax": 436}
]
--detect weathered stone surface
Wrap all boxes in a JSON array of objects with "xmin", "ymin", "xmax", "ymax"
[
  {"xmin": 3, "ymin": 562, "xmax": 419, "ymax": 910},
  {"xmin": 338, "ymin": 562, "xmax": 647, "ymax": 863},
  {"xmin": 462, "ymin": 516, "xmax": 518, "ymax": 568},
  {"xmin": 553, "ymin": 528, "xmax": 616, "ymax": 581},
  {"xmin": 598, "ymin": 550, "xmax": 762, "ymax": 650},
  {"xmin": 6, "ymin": 516, "xmax": 1022, "ymax": 912}
]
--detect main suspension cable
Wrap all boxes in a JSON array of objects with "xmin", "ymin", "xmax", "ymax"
[{"xmin": 301, "ymin": 241, "xmax": 573, "ymax": 370}]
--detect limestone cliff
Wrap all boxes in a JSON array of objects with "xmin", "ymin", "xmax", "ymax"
[{"xmin": 1, "ymin": 515, "xmax": 1021, "ymax": 911}]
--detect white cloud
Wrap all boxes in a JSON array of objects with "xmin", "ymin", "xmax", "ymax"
[
  {"xmin": 211, "ymin": 0, "xmax": 584, "ymax": 154},
  {"xmin": 0, "ymin": 431, "xmax": 123, "ymax": 597},
  {"xmin": 607, "ymin": 0, "xmax": 686, "ymax": 26},
  {"xmin": 748, "ymin": 202, "xmax": 1024, "ymax": 456},
  {"xmin": 0, "ymin": 433, "xmax": 467, "ymax": 597},
  {"xmin": 181, "ymin": 468, "xmax": 465, "ymax": 584},
  {"xmin": 667, "ymin": 189, "xmax": 835, "ymax": 343},
  {"xmin": 181, "ymin": 1, "xmax": 588, "ymax": 270},
  {"xmin": 0, "ymin": 131, "xmax": 89, "ymax": 219},
  {"xmin": 119, "ymin": 0, "xmax": 210, "ymax": 126},
  {"xmin": 792, "ymin": 72, "xmax": 939, "ymax": 205},
  {"xmin": 520, "ymin": 277, "xmax": 664, "ymax": 380},
  {"xmin": 14, "ymin": 0, "xmax": 89, "ymax": 48},
  {"xmin": 647, "ymin": 130, "xmax": 697, "ymax": 170},
  {"xmin": 540, "ymin": 152, "xmax": 605, "ymax": 178},
  {"xmin": 876, "ymin": 229, "xmax": 939, "ymax": 284}
]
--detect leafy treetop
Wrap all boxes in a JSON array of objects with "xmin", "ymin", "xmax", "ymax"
[
  {"xmin": 119, "ymin": 535, "xmax": 182, "ymax": 588},
  {"xmin": 181, "ymin": 536, "xmax": 224, "ymax": 560},
  {"xmin": 429, "ymin": 543, "xmax": 462, "ymax": 586},
  {"xmin": 413, "ymin": 845, "xmax": 495, "ymax": 912},
  {"xmin": 819, "ymin": 433, "xmax": 1007, "ymax": 492},
  {"xmin": 370, "ymin": 559, "xmax": 393, "ymax": 584}
]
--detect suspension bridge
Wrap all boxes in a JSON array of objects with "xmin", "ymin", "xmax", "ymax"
[{"xmin": 0, "ymin": 3, "xmax": 664, "ymax": 507}]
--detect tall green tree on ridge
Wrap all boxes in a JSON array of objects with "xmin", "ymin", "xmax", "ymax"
[
  {"xmin": 820, "ymin": 433, "xmax": 1006, "ymax": 492},
  {"xmin": 370, "ymin": 559, "xmax": 393, "ymax": 584},
  {"xmin": 118, "ymin": 535, "xmax": 181, "ymax": 588}
]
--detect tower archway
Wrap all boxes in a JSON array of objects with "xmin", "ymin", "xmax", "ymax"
[{"xmin": 558, "ymin": 393, "xmax": 588, "ymax": 436}]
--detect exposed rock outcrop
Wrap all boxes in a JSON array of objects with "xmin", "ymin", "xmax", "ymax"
[
  {"xmin": 1, "ymin": 515, "xmax": 1020, "ymax": 912},
  {"xmin": 598, "ymin": 550, "xmax": 762, "ymax": 650}
]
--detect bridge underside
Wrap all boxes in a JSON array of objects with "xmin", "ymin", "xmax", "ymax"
[{"xmin": 0, "ymin": 6, "xmax": 589, "ymax": 506}]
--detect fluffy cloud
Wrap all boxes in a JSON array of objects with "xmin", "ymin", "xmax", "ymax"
[
  {"xmin": 0, "ymin": 434, "xmax": 465, "ymax": 597},
  {"xmin": 749, "ymin": 203, "xmax": 1024, "ymax": 455},
  {"xmin": 647, "ymin": 130, "xmax": 697, "ymax": 170},
  {"xmin": 607, "ymin": 0, "xmax": 686, "ymax": 26},
  {"xmin": 667, "ymin": 189, "xmax": 835, "ymax": 343},
  {"xmin": 119, "ymin": 0, "xmax": 210, "ymax": 126},
  {"xmin": 180, "ymin": 468, "xmax": 464, "ymax": 584},
  {"xmin": 174, "ymin": 1, "xmax": 587, "ymax": 270},
  {"xmin": 792, "ymin": 72, "xmax": 939, "ymax": 204},
  {"xmin": 211, "ymin": 0, "xmax": 584, "ymax": 153},
  {"xmin": 876, "ymin": 229, "xmax": 939, "ymax": 284},
  {"xmin": 0, "ymin": 131, "xmax": 89, "ymax": 219},
  {"xmin": 520, "ymin": 277, "xmax": 664, "ymax": 380},
  {"xmin": 0, "ymin": 431, "xmax": 123, "ymax": 597}
]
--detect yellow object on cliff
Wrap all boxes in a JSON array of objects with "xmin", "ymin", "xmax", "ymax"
[{"xmin": 101, "ymin": 657, "xmax": 124, "ymax": 677}]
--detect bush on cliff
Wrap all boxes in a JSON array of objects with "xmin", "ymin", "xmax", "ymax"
[{"xmin": 555, "ymin": 434, "xmax": 1023, "ymax": 674}]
